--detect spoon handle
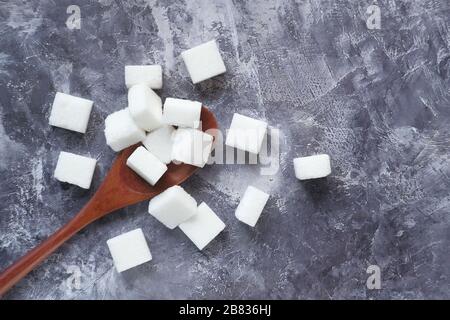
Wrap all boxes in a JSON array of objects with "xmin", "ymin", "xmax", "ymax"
[{"xmin": 0, "ymin": 201, "xmax": 96, "ymax": 297}]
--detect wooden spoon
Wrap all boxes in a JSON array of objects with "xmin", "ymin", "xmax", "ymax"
[{"xmin": 0, "ymin": 106, "xmax": 218, "ymax": 296}]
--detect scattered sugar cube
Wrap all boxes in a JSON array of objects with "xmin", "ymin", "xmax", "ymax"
[
  {"xmin": 225, "ymin": 113, "xmax": 268, "ymax": 154},
  {"xmin": 181, "ymin": 40, "xmax": 226, "ymax": 84},
  {"xmin": 128, "ymin": 84, "xmax": 163, "ymax": 131},
  {"xmin": 126, "ymin": 146, "xmax": 168, "ymax": 186},
  {"xmin": 125, "ymin": 65, "xmax": 162, "ymax": 89},
  {"xmin": 148, "ymin": 185, "xmax": 197, "ymax": 229},
  {"xmin": 142, "ymin": 125, "xmax": 175, "ymax": 164},
  {"xmin": 162, "ymin": 98, "xmax": 201, "ymax": 128},
  {"xmin": 106, "ymin": 228, "xmax": 152, "ymax": 273},
  {"xmin": 54, "ymin": 151, "xmax": 97, "ymax": 189},
  {"xmin": 235, "ymin": 186, "xmax": 269, "ymax": 227},
  {"xmin": 293, "ymin": 154, "xmax": 331, "ymax": 180},
  {"xmin": 172, "ymin": 128, "xmax": 213, "ymax": 168},
  {"xmin": 49, "ymin": 92, "xmax": 93, "ymax": 133},
  {"xmin": 179, "ymin": 202, "xmax": 225, "ymax": 250},
  {"xmin": 104, "ymin": 109, "xmax": 146, "ymax": 152}
]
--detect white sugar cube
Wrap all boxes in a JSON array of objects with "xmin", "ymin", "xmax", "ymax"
[
  {"xmin": 225, "ymin": 113, "xmax": 267, "ymax": 154},
  {"xmin": 293, "ymin": 154, "xmax": 331, "ymax": 180},
  {"xmin": 148, "ymin": 185, "xmax": 197, "ymax": 229},
  {"xmin": 107, "ymin": 228, "xmax": 152, "ymax": 273},
  {"xmin": 126, "ymin": 146, "xmax": 168, "ymax": 186},
  {"xmin": 54, "ymin": 151, "xmax": 97, "ymax": 189},
  {"xmin": 125, "ymin": 65, "xmax": 162, "ymax": 89},
  {"xmin": 162, "ymin": 98, "xmax": 201, "ymax": 128},
  {"xmin": 179, "ymin": 202, "xmax": 225, "ymax": 250},
  {"xmin": 49, "ymin": 92, "xmax": 93, "ymax": 133},
  {"xmin": 142, "ymin": 125, "xmax": 175, "ymax": 164},
  {"xmin": 128, "ymin": 84, "xmax": 163, "ymax": 131},
  {"xmin": 181, "ymin": 40, "xmax": 226, "ymax": 84},
  {"xmin": 104, "ymin": 109, "xmax": 146, "ymax": 152},
  {"xmin": 172, "ymin": 128, "xmax": 213, "ymax": 168},
  {"xmin": 235, "ymin": 186, "xmax": 269, "ymax": 227}
]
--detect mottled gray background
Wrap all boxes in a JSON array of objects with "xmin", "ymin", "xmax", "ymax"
[{"xmin": 0, "ymin": 0, "xmax": 449, "ymax": 300}]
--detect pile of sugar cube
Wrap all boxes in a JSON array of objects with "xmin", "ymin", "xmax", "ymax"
[{"xmin": 47, "ymin": 39, "xmax": 333, "ymax": 273}]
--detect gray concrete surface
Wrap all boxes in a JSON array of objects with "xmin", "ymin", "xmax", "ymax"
[{"xmin": 0, "ymin": 0, "xmax": 449, "ymax": 299}]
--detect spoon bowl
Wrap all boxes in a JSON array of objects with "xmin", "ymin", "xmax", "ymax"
[{"xmin": 0, "ymin": 106, "xmax": 218, "ymax": 296}]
